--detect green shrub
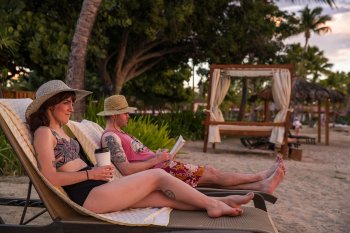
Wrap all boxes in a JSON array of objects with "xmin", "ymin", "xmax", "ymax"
[
  {"xmin": 84, "ymin": 97, "xmax": 176, "ymax": 150},
  {"xmin": 0, "ymin": 130, "xmax": 23, "ymax": 175},
  {"xmin": 84, "ymin": 96, "xmax": 106, "ymax": 127},
  {"xmin": 134, "ymin": 110, "xmax": 205, "ymax": 141},
  {"xmin": 125, "ymin": 115, "xmax": 175, "ymax": 151}
]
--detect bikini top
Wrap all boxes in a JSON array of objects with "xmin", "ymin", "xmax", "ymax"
[{"xmin": 51, "ymin": 129, "xmax": 81, "ymax": 169}]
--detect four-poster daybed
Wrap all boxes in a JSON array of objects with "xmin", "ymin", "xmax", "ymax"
[{"xmin": 203, "ymin": 64, "xmax": 294, "ymax": 158}]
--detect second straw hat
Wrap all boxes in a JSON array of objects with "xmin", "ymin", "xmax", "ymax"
[{"xmin": 97, "ymin": 95, "xmax": 136, "ymax": 116}]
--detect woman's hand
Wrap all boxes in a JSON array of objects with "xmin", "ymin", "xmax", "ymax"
[{"xmin": 88, "ymin": 165, "xmax": 115, "ymax": 181}]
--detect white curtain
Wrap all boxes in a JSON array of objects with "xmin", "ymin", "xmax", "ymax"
[
  {"xmin": 207, "ymin": 69, "xmax": 231, "ymax": 143},
  {"xmin": 269, "ymin": 69, "xmax": 291, "ymax": 146}
]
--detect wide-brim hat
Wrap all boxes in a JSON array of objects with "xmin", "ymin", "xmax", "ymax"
[
  {"xmin": 97, "ymin": 95, "xmax": 136, "ymax": 116},
  {"xmin": 25, "ymin": 80, "xmax": 92, "ymax": 120}
]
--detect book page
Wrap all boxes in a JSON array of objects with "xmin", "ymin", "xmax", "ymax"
[{"xmin": 169, "ymin": 135, "xmax": 186, "ymax": 159}]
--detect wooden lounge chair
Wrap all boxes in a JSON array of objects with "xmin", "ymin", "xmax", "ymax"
[{"xmin": 0, "ymin": 98, "xmax": 279, "ymax": 233}]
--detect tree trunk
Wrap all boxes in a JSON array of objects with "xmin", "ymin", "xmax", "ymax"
[
  {"xmin": 110, "ymin": 30, "xmax": 183, "ymax": 94},
  {"xmin": 346, "ymin": 97, "xmax": 350, "ymax": 118},
  {"xmin": 66, "ymin": 0, "xmax": 102, "ymax": 120}
]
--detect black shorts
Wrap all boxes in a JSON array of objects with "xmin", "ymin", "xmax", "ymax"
[{"xmin": 63, "ymin": 167, "xmax": 107, "ymax": 206}]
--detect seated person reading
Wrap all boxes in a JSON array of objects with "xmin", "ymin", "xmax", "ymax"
[{"xmin": 100, "ymin": 95, "xmax": 285, "ymax": 194}]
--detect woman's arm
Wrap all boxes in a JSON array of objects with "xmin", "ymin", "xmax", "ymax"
[
  {"xmin": 102, "ymin": 133, "xmax": 169, "ymax": 175},
  {"xmin": 34, "ymin": 127, "xmax": 113, "ymax": 186}
]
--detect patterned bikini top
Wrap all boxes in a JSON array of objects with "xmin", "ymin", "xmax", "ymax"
[{"xmin": 51, "ymin": 129, "xmax": 81, "ymax": 169}]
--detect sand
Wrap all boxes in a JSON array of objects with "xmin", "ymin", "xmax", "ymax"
[{"xmin": 0, "ymin": 127, "xmax": 349, "ymax": 232}]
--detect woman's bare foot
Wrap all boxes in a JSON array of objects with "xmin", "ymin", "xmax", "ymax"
[
  {"xmin": 261, "ymin": 164, "xmax": 285, "ymax": 194},
  {"xmin": 216, "ymin": 192, "xmax": 254, "ymax": 208},
  {"xmin": 206, "ymin": 200, "xmax": 243, "ymax": 218}
]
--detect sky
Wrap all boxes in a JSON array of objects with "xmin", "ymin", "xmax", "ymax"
[
  {"xmin": 277, "ymin": 0, "xmax": 350, "ymax": 73},
  {"xmin": 186, "ymin": 0, "xmax": 350, "ymax": 89}
]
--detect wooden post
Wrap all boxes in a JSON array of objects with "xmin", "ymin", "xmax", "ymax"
[
  {"xmin": 203, "ymin": 67, "xmax": 214, "ymax": 152},
  {"xmin": 317, "ymin": 101, "xmax": 321, "ymax": 143},
  {"xmin": 281, "ymin": 110, "xmax": 291, "ymax": 159},
  {"xmin": 325, "ymin": 98, "xmax": 330, "ymax": 145},
  {"xmin": 264, "ymin": 100, "xmax": 269, "ymax": 122}
]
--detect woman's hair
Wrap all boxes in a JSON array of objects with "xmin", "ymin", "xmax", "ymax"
[{"xmin": 27, "ymin": 91, "xmax": 76, "ymax": 132}]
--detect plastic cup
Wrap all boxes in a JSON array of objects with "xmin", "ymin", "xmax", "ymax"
[{"xmin": 95, "ymin": 147, "xmax": 111, "ymax": 167}]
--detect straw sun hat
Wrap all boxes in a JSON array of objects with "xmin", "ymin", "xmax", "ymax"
[
  {"xmin": 25, "ymin": 80, "xmax": 92, "ymax": 120},
  {"xmin": 97, "ymin": 95, "xmax": 136, "ymax": 116}
]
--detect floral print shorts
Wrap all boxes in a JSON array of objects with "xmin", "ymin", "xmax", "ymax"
[{"xmin": 157, "ymin": 160, "xmax": 205, "ymax": 187}]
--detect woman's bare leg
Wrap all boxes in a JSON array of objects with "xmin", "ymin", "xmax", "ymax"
[
  {"xmin": 131, "ymin": 191, "xmax": 254, "ymax": 210},
  {"xmin": 198, "ymin": 157, "xmax": 281, "ymax": 187},
  {"xmin": 83, "ymin": 169, "xmax": 253, "ymax": 217}
]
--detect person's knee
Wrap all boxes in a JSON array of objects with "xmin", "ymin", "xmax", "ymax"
[
  {"xmin": 148, "ymin": 168, "xmax": 170, "ymax": 184},
  {"xmin": 204, "ymin": 165, "xmax": 219, "ymax": 178}
]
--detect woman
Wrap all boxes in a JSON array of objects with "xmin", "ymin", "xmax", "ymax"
[
  {"xmin": 100, "ymin": 95, "xmax": 285, "ymax": 194},
  {"xmin": 26, "ymin": 80, "xmax": 253, "ymax": 217}
]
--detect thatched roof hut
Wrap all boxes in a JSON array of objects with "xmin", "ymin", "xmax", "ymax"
[
  {"xmin": 292, "ymin": 78, "xmax": 329, "ymax": 102},
  {"xmin": 326, "ymin": 88, "xmax": 346, "ymax": 103},
  {"xmin": 253, "ymin": 78, "xmax": 345, "ymax": 103},
  {"xmin": 251, "ymin": 78, "xmax": 346, "ymax": 146}
]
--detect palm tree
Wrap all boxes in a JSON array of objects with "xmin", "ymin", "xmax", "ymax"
[
  {"xmin": 298, "ymin": 5, "xmax": 332, "ymax": 50},
  {"xmin": 303, "ymin": 46, "xmax": 333, "ymax": 82},
  {"xmin": 66, "ymin": 0, "xmax": 102, "ymax": 119}
]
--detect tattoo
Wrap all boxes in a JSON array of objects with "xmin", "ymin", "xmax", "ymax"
[
  {"xmin": 52, "ymin": 160, "xmax": 56, "ymax": 168},
  {"xmin": 163, "ymin": 190, "xmax": 176, "ymax": 200},
  {"xmin": 104, "ymin": 136, "xmax": 127, "ymax": 165}
]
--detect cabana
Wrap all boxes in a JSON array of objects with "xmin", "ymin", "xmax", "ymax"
[{"xmin": 203, "ymin": 64, "xmax": 294, "ymax": 157}]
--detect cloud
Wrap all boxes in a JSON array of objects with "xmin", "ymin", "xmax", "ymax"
[{"xmin": 277, "ymin": 1, "xmax": 350, "ymax": 72}]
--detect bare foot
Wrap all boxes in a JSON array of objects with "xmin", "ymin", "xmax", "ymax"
[
  {"xmin": 258, "ymin": 155, "xmax": 281, "ymax": 179},
  {"xmin": 217, "ymin": 192, "xmax": 254, "ymax": 208},
  {"xmin": 206, "ymin": 200, "xmax": 243, "ymax": 218},
  {"xmin": 276, "ymin": 154, "xmax": 286, "ymax": 175},
  {"xmin": 261, "ymin": 164, "xmax": 285, "ymax": 194}
]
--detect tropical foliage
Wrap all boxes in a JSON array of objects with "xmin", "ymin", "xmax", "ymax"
[
  {"xmin": 0, "ymin": 130, "xmax": 22, "ymax": 175},
  {"xmin": 0, "ymin": 0, "xmax": 292, "ymax": 91},
  {"xmin": 297, "ymin": 5, "xmax": 332, "ymax": 50},
  {"xmin": 283, "ymin": 44, "xmax": 333, "ymax": 82},
  {"xmin": 124, "ymin": 116, "xmax": 175, "ymax": 151}
]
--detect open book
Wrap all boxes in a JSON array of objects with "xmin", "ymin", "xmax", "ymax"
[{"xmin": 169, "ymin": 135, "xmax": 186, "ymax": 159}]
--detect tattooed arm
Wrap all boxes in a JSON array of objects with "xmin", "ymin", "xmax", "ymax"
[{"xmin": 101, "ymin": 132, "xmax": 162, "ymax": 175}]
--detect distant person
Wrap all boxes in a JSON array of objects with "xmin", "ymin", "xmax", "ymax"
[
  {"xmin": 100, "ymin": 95, "xmax": 285, "ymax": 194},
  {"xmin": 293, "ymin": 116, "xmax": 302, "ymax": 136}
]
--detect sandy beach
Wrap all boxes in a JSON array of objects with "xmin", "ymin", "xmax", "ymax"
[{"xmin": 0, "ymin": 126, "xmax": 349, "ymax": 232}]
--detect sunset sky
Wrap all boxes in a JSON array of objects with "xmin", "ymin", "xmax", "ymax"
[
  {"xmin": 187, "ymin": 1, "xmax": 350, "ymax": 88},
  {"xmin": 277, "ymin": 0, "xmax": 350, "ymax": 73}
]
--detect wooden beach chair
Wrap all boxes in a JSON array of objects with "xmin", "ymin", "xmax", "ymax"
[{"xmin": 0, "ymin": 98, "xmax": 279, "ymax": 233}]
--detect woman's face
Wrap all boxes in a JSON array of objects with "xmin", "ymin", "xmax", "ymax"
[{"xmin": 49, "ymin": 96, "xmax": 74, "ymax": 126}]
